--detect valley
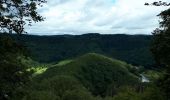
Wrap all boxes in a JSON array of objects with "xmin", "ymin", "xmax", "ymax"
[{"xmin": 0, "ymin": 33, "xmax": 164, "ymax": 100}]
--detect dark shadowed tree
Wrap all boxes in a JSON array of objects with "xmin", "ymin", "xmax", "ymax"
[
  {"xmin": 0, "ymin": 36, "xmax": 33, "ymax": 100},
  {"xmin": 149, "ymin": 1, "xmax": 170, "ymax": 100},
  {"xmin": 0, "ymin": 0, "xmax": 46, "ymax": 99}
]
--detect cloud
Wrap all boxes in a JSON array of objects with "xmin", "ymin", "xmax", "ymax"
[{"xmin": 26, "ymin": 0, "xmax": 169, "ymax": 35}]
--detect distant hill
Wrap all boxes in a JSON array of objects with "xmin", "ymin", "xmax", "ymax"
[
  {"xmin": 36, "ymin": 53, "xmax": 140, "ymax": 96},
  {"xmin": 4, "ymin": 33, "xmax": 154, "ymax": 68}
]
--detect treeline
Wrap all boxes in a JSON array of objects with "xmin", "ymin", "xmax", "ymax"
[{"xmin": 4, "ymin": 33, "xmax": 154, "ymax": 68}]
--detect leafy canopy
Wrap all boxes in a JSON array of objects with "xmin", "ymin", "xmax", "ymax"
[
  {"xmin": 0, "ymin": 0, "xmax": 46, "ymax": 34},
  {"xmin": 149, "ymin": 1, "xmax": 170, "ymax": 100},
  {"xmin": 0, "ymin": 0, "xmax": 46, "ymax": 99}
]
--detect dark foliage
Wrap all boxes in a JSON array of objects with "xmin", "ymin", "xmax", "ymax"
[
  {"xmin": 0, "ymin": 35, "xmax": 32, "ymax": 99},
  {"xmin": 151, "ymin": 6, "xmax": 170, "ymax": 100},
  {"xmin": 19, "ymin": 75, "xmax": 95, "ymax": 100},
  {"xmin": 145, "ymin": 1, "xmax": 170, "ymax": 6},
  {"xmin": 0, "ymin": 0, "xmax": 46, "ymax": 34},
  {"xmin": 7, "ymin": 33, "xmax": 154, "ymax": 68},
  {"xmin": 36, "ymin": 53, "xmax": 140, "ymax": 97}
]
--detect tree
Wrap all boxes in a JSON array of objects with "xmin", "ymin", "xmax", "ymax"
[
  {"xmin": 150, "ymin": 2, "xmax": 170, "ymax": 100},
  {"xmin": 0, "ymin": 0, "xmax": 46, "ymax": 34},
  {"xmin": 22, "ymin": 76, "xmax": 95, "ymax": 100},
  {"xmin": 0, "ymin": 0, "xmax": 46, "ymax": 99},
  {"xmin": 145, "ymin": 1, "xmax": 170, "ymax": 6},
  {"xmin": 0, "ymin": 36, "xmax": 33, "ymax": 100}
]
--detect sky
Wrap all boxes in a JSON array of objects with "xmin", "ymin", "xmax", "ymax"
[{"xmin": 26, "ymin": 0, "xmax": 169, "ymax": 35}]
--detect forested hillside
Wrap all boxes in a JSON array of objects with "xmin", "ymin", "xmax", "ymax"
[
  {"xmin": 36, "ymin": 53, "xmax": 140, "ymax": 96},
  {"xmin": 13, "ymin": 53, "xmax": 163, "ymax": 100},
  {"xmin": 20, "ymin": 53, "xmax": 144, "ymax": 100},
  {"xmin": 8, "ymin": 33, "xmax": 153, "ymax": 68}
]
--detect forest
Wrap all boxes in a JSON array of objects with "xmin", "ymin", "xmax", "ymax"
[
  {"xmin": 7, "ymin": 33, "xmax": 153, "ymax": 67},
  {"xmin": 0, "ymin": 0, "xmax": 170, "ymax": 100}
]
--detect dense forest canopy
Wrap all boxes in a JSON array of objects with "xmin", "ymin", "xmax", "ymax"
[{"xmin": 5, "ymin": 33, "xmax": 154, "ymax": 68}]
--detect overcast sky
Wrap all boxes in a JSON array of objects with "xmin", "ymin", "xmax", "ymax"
[{"xmin": 26, "ymin": 0, "xmax": 169, "ymax": 35}]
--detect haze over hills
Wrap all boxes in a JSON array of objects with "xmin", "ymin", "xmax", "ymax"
[{"xmin": 7, "ymin": 33, "xmax": 154, "ymax": 68}]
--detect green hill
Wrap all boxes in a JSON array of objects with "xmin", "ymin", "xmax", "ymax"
[{"xmin": 36, "ymin": 53, "xmax": 140, "ymax": 96}]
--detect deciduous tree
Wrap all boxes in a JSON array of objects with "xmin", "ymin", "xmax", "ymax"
[{"xmin": 0, "ymin": 0, "xmax": 46, "ymax": 34}]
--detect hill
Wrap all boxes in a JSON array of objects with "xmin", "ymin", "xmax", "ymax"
[
  {"xmin": 36, "ymin": 53, "xmax": 140, "ymax": 96},
  {"xmin": 2, "ymin": 33, "xmax": 154, "ymax": 68}
]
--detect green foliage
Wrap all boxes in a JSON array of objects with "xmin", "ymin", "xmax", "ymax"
[
  {"xmin": 36, "ymin": 53, "xmax": 140, "ymax": 97},
  {"xmin": 9, "ymin": 53, "xmax": 162, "ymax": 100},
  {"xmin": 151, "ymin": 7, "xmax": 170, "ymax": 100},
  {"xmin": 21, "ymin": 75, "xmax": 95, "ymax": 100},
  {"xmin": 0, "ymin": 36, "xmax": 32, "ymax": 99},
  {"xmin": 112, "ymin": 88, "xmax": 142, "ymax": 100},
  {"xmin": 104, "ymin": 85, "xmax": 165, "ymax": 100},
  {"xmin": 141, "ymin": 84, "xmax": 165, "ymax": 100},
  {"xmin": 19, "ymin": 90, "xmax": 59, "ymax": 100},
  {"xmin": 9, "ymin": 34, "xmax": 154, "ymax": 68}
]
